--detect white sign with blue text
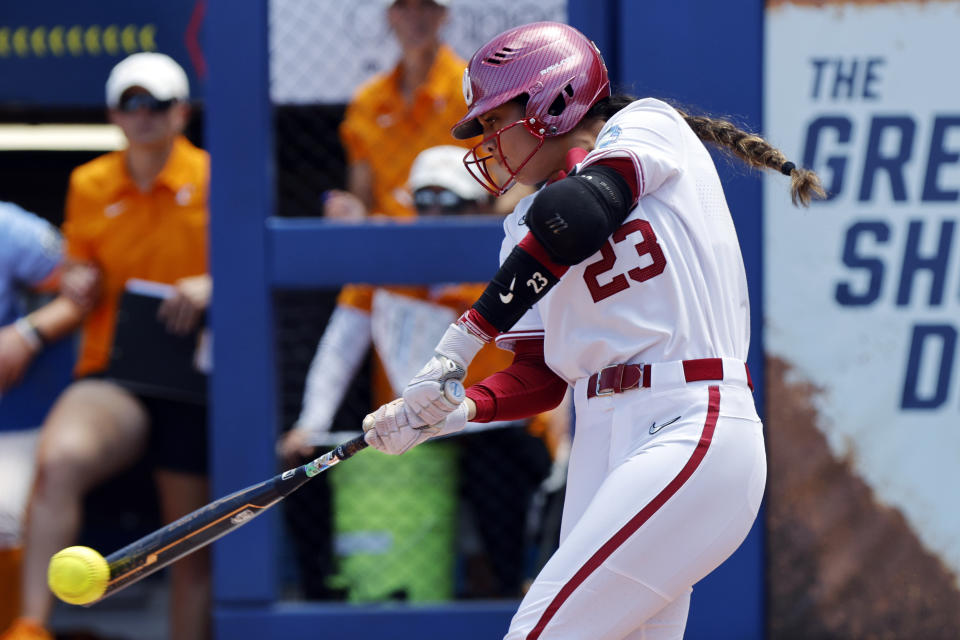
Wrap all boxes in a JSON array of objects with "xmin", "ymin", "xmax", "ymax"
[{"xmin": 765, "ymin": 0, "xmax": 960, "ymax": 583}]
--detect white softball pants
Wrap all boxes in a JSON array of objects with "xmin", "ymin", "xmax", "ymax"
[{"xmin": 504, "ymin": 372, "xmax": 766, "ymax": 640}]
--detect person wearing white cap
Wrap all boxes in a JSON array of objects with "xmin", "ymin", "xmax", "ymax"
[
  {"xmin": 279, "ymin": 145, "xmax": 560, "ymax": 599},
  {"xmin": 105, "ymin": 52, "xmax": 190, "ymax": 110},
  {"xmin": 408, "ymin": 145, "xmax": 490, "ymax": 215},
  {"xmin": 324, "ymin": 0, "xmax": 471, "ymax": 221},
  {"xmin": 280, "ymin": 145, "xmax": 495, "ymax": 465},
  {"xmin": 1, "ymin": 52, "xmax": 212, "ymax": 640}
]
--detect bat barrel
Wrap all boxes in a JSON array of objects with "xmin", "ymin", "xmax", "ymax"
[
  {"xmin": 95, "ymin": 466, "xmax": 313, "ymax": 603},
  {"xmin": 85, "ymin": 435, "xmax": 369, "ymax": 605}
]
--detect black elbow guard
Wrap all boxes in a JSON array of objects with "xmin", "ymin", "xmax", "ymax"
[{"xmin": 526, "ymin": 165, "xmax": 634, "ymax": 265}]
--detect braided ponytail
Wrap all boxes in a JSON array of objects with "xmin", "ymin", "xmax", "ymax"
[{"xmin": 675, "ymin": 109, "xmax": 825, "ymax": 207}]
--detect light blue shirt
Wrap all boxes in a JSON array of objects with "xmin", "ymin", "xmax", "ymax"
[{"xmin": 0, "ymin": 201, "xmax": 62, "ymax": 326}]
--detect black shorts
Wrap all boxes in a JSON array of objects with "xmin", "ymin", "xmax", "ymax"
[
  {"xmin": 82, "ymin": 375, "xmax": 208, "ymax": 475},
  {"xmin": 139, "ymin": 393, "xmax": 208, "ymax": 475}
]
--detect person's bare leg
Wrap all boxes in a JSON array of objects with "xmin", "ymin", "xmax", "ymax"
[
  {"xmin": 19, "ymin": 380, "xmax": 148, "ymax": 624},
  {"xmin": 154, "ymin": 469, "xmax": 210, "ymax": 640}
]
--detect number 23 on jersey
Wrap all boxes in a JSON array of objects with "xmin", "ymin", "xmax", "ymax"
[{"xmin": 583, "ymin": 219, "xmax": 667, "ymax": 303}]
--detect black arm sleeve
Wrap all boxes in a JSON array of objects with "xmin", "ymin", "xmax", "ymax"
[{"xmin": 473, "ymin": 246, "xmax": 560, "ymax": 334}]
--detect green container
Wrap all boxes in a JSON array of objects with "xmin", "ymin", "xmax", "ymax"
[{"xmin": 329, "ymin": 440, "xmax": 457, "ymax": 602}]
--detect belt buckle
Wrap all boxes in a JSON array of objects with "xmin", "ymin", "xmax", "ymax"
[
  {"xmin": 622, "ymin": 363, "xmax": 644, "ymax": 392},
  {"xmin": 594, "ymin": 364, "xmax": 620, "ymax": 397}
]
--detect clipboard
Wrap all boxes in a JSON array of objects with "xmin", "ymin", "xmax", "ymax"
[{"xmin": 103, "ymin": 279, "xmax": 208, "ymax": 404}]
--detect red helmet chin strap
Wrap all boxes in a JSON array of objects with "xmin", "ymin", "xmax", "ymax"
[{"xmin": 462, "ymin": 118, "xmax": 547, "ymax": 196}]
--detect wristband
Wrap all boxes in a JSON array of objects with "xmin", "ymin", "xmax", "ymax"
[
  {"xmin": 14, "ymin": 317, "xmax": 44, "ymax": 353},
  {"xmin": 435, "ymin": 322, "xmax": 485, "ymax": 368}
]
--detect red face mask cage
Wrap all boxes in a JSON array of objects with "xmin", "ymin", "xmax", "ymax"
[{"xmin": 462, "ymin": 117, "xmax": 547, "ymax": 197}]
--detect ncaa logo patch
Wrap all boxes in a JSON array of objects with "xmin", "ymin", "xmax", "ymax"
[
  {"xmin": 462, "ymin": 68, "xmax": 474, "ymax": 106},
  {"xmin": 596, "ymin": 124, "xmax": 622, "ymax": 149}
]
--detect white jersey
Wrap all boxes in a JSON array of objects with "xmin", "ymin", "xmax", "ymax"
[{"xmin": 495, "ymin": 98, "xmax": 751, "ymax": 384}]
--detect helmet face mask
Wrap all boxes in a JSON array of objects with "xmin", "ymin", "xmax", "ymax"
[
  {"xmin": 462, "ymin": 117, "xmax": 546, "ymax": 196},
  {"xmin": 453, "ymin": 22, "xmax": 611, "ymax": 193}
]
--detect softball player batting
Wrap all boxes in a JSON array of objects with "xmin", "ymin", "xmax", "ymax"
[{"xmin": 363, "ymin": 21, "xmax": 824, "ymax": 639}]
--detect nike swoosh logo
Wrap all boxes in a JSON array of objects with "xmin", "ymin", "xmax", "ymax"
[
  {"xmin": 499, "ymin": 276, "xmax": 516, "ymax": 304},
  {"xmin": 649, "ymin": 416, "xmax": 681, "ymax": 435}
]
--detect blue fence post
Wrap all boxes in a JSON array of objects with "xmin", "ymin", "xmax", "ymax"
[
  {"xmin": 206, "ymin": 0, "xmax": 278, "ymax": 608},
  {"xmin": 567, "ymin": 0, "xmax": 619, "ymax": 83}
]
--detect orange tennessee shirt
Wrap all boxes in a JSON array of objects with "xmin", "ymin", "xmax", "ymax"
[
  {"xmin": 63, "ymin": 136, "xmax": 209, "ymax": 377},
  {"xmin": 339, "ymin": 44, "xmax": 478, "ymax": 218},
  {"xmin": 338, "ymin": 283, "xmax": 512, "ymax": 409}
]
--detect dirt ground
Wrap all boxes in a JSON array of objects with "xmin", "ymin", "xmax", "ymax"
[{"xmin": 766, "ymin": 356, "xmax": 960, "ymax": 639}]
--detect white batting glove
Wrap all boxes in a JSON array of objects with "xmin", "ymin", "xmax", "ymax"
[
  {"xmin": 403, "ymin": 322, "xmax": 484, "ymax": 424},
  {"xmin": 362, "ymin": 397, "xmax": 469, "ymax": 456}
]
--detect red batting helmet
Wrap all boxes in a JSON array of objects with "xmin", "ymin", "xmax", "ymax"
[
  {"xmin": 454, "ymin": 22, "xmax": 610, "ymax": 195},
  {"xmin": 453, "ymin": 22, "xmax": 610, "ymax": 140}
]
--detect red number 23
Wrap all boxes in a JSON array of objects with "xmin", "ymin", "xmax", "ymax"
[{"xmin": 582, "ymin": 219, "xmax": 667, "ymax": 303}]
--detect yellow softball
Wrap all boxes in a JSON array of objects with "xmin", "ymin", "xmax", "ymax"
[{"xmin": 48, "ymin": 545, "xmax": 109, "ymax": 605}]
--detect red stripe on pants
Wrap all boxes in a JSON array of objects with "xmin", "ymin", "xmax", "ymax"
[{"xmin": 526, "ymin": 385, "xmax": 722, "ymax": 639}]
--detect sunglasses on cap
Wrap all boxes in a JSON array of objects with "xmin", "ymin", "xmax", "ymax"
[
  {"xmin": 413, "ymin": 188, "xmax": 473, "ymax": 215},
  {"xmin": 118, "ymin": 93, "xmax": 177, "ymax": 113}
]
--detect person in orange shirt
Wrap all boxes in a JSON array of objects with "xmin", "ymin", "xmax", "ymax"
[
  {"xmin": 324, "ymin": 0, "xmax": 469, "ymax": 220},
  {"xmin": 280, "ymin": 146, "xmax": 564, "ymax": 598},
  {"xmin": 324, "ymin": 0, "xmax": 532, "ymax": 220},
  {"xmin": 2, "ymin": 53, "xmax": 212, "ymax": 640}
]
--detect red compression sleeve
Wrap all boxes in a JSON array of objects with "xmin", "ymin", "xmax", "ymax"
[{"xmin": 466, "ymin": 339, "xmax": 568, "ymax": 423}]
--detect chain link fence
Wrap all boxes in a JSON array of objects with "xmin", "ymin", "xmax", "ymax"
[{"xmin": 268, "ymin": 0, "xmax": 568, "ymax": 602}]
